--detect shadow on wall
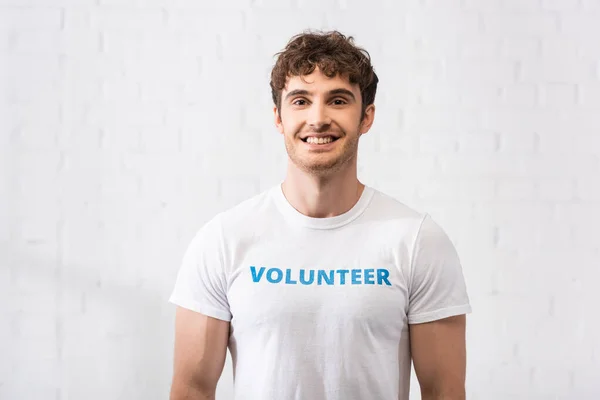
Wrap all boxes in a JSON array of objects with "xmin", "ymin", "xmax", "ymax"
[{"xmin": 5, "ymin": 245, "xmax": 176, "ymax": 400}]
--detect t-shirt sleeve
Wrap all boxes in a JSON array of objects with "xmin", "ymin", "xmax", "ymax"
[
  {"xmin": 407, "ymin": 214, "xmax": 472, "ymax": 324},
  {"xmin": 168, "ymin": 217, "xmax": 232, "ymax": 322}
]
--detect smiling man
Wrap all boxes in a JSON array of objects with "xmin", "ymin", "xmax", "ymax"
[{"xmin": 168, "ymin": 31, "xmax": 472, "ymax": 400}]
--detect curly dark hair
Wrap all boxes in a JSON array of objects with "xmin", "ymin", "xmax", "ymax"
[{"xmin": 270, "ymin": 30, "xmax": 379, "ymax": 120}]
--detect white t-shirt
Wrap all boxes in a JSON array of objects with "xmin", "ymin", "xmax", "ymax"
[{"xmin": 169, "ymin": 184, "xmax": 472, "ymax": 400}]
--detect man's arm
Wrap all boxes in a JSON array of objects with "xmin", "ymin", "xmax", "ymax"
[
  {"xmin": 170, "ymin": 306, "xmax": 230, "ymax": 400},
  {"xmin": 409, "ymin": 314, "xmax": 467, "ymax": 400}
]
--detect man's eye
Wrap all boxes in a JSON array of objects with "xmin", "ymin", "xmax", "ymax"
[
  {"xmin": 332, "ymin": 99, "xmax": 347, "ymax": 105},
  {"xmin": 292, "ymin": 99, "xmax": 307, "ymax": 106}
]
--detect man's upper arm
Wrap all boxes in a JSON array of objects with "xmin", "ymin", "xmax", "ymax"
[
  {"xmin": 405, "ymin": 214, "xmax": 472, "ymax": 398},
  {"xmin": 170, "ymin": 307, "xmax": 230, "ymax": 399},
  {"xmin": 409, "ymin": 314, "xmax": 467, "ymax": 399}
]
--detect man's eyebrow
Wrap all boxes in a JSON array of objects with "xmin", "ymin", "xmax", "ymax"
[
  {"xmin": 328, "ymin": 88, "xmax": 356, "ymax": 101},
  {"xmin": 284, "ymin": 89, "xmax": 310, "ymax": 101},
  {"xmin": 284, "ymin": 88, "xmax": 356, "ymax": 101}
]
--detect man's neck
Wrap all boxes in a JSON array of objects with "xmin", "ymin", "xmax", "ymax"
[{"xmin": 281, "ymin": 164, "xmax": 365, "ymax": 219}]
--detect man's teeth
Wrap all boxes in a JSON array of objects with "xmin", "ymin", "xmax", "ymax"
[{"xmin": 306, "ymin": 136, "xmax": 334, "ymax": 144}]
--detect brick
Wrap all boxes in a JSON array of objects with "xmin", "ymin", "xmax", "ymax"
[
  {"xmin": 7, "ymin": 53, "xmax": 61, "ymax": 87},
  {"xmin": 519, "ymin": 58, "xmax": 595, "ymax": 83},
  {"xmin": 482, "ymin": 109, "xmax": 562, "ymax": 135},
  {"xmin": 417, "ymin": 131, "xmax": 459, "ymax": 154},
  {"xmin": 461, "ymin": 84, "xmax": 503, "ymax": 107},
  {"xmin": 167, "ymin": 9, "xmax": 246, "ymax": 33},
  {"xmin": 13, "ymin": 30, "xmax": 99, "ymax": 55},
  {"xmin": 499, "ymin": 84, "xmax": 537, "ymax": 107},
  {"xmin": 174, "ymin": 0, "xmax": 253, "ymax": 8},
  {"xmin": 438, "ymin": 154, "xmax": 524, "ymax": 177},
  {"xmin": 560, "ymin": 110, "xmax": 600, "ymax": 131},
  {"xmin": 13, "ymin": 31, "xmax": 62, "ymax": 54},
  {"xmin": 538, "ymin": 129, "xmax": 578, "ymax": 154},
  {"xmin": 388, "ymin": 58, "xmax": 444, "ymax": 86},
  {"xmin": 138, "ymin": 126, "xmax": 180, "ymax": 154},
  {"xmin": 542, "ymin": 0, "xmax": 581, "ymax": 10},
  {"xmin": 62, "ymin": 54, "xmax": 125, "ymax": 80},
  {"xmin": 0, "ymin": 0, "xmax": 93, "ymax": 4},
  {"xmin": 405, "ymin": 107, "xmax": 482, "ymax": 130},
  {"xmin": 457, "ymin": 131, "xmax": 499, "ymax": 153},
  {"xmin": 463, "ymin": 0, "xmax": 502, "ymax": 12},
  {"xmin": 521, "ymin": 154, "xmax": 598, "ymax": 178},
  {"xmin": 139, "ymin": 79, "xmax": 182, "ymax": 104},
  {"xmin": 0, "ymin": 380, "xmax": 60, "ymax": 400},
  {"xmin": 62, "ymin": 8, "xmax": 91, "ymax": 30},
  {"xmin": 540, "ymin": 35, "xmax": 582, "ymax": 60},
  {"xmin": 573, "ymin": 132, "xmax": 600, "ymax": 156},
  {"xmin": 582, "ymin": 0, "xmax": 600, "ymax": 10},
  {"xmin": 560, "ymin": 14, "xmax": 599, "ymax": 37},
  {"xmin": 572, "ymin": 368, "xmax": 600, "ymax": 397},
  {"xmin": 578, "ymin": 83, "xmax": 600, "ymax": 107},
  {"xmin": 250, "ymin": 0, "xmax": 295, "ymax": 8},
  {"xmin": 501, "ymin": 37, "xmax": 541, "ymax": 59},
  {"xmin": 416, "ymin": 178, "xmax": 495, "ymax": 201},
  {"xmin": 87, "ymin": 101, "xmax": 165, "ymax": 128},
  {"xmin": 444, "ymin": 59, "xmax": 516, "ymax": 84},
  {"xmin": 0, "ymin": 30, "xmax": 10, "ymax": 51},
  {"xmin": 323, "ymin": 11, "xmax": 406, "ymax": 48},
  {"xmin": 530, "ymin": 366, "xmax": 576, "ymax": 396},
  {"xmin": 0, "ymin": 7, "xmax": 62, "ymax": 30},
  {"xmin": 297, "ymin": 0, "xmax": 339, "ymax": 9},
  {"xmin": 554, "ymin": 204, "xmax": 600, "ymax": 225},
  {"xmin": 124, "ymin": 55, "xmax": 202, "ymax": 82},
  {"xmin": 336, "ymin": 0, "xmax": 421, "ymax": 9},
  {"xmin": 496, "ymin": 179, "xmax": 536, "ymax": 200},
  {"xmin": 418, "ymin": 83, "xmax": 462, "ymax": 106},
  {"xmin": 380, "ymin": 35, "xmax": 418, "ymax": 60},
  {"xmin": 483, "ymin": 14, "xmax": 558, "ymax": 36},
  {"xmin": 368, "ymin": 153, "xmax": 439, "ymax": 179},
  {"xmin": 576, "ymin": 176, "xmax": 600, "ymax": 201},
  {"xmin": 14, "ymin": 313, "xmax": 57, "ymax": 339},
  {"xmin": 90, "ymin": 8, "xmax": 165, "ymax": 31},
  {"xmin": 501, "ymin": 0, "xmax": 543, "ymax": 11},
  {"xmin": 101, "ymin": 77, "xmax": 140, "ymax": 103},
  {"xmin": 422, "ymin": 0, "xmax": 463, "ymax": 9},
  {"xmin": 578, "ymin": 35, "xmax": 600, "ymax": 58},
  {"xmin": 458, "ymin": 35, "xmax": 503, "ymax": 59},
  {"xmin": 474, "ymin": 201, "xmax": 555, "ymax": 225},
  {"xmin": 377, "ymin": 131, "xmax": 418, "ymax": 154},
  {"xmin": 412, "ymin": 36, "xmax": 458, "ymax": 58},
  {"xmin": 11, "ymin": 120, "xmax": 59, "ymax": 151},
  {"xmin": 538, "ymin": 83, "xmax": 578, "ymax": 107},
  {"xmin": 246, "ymin": 10, "xmax": 329, "ymax": 53},
  {"xmin": 103, "ymin": 30, "xmax": 180, "ymax": 56},
  {"xmin": 496, "ymin": 223, "xmax": 542, "ymax": 249},
  {"xmin": 537, "ymin": 178, "xmax": 577, "ymax": 201},
  {"xmin": 406, "ymin": 12, "xmax": 481, "ymax": 36}
]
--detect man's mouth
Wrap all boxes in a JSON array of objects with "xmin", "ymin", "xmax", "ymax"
[{"xmin": 301, "ymin": 136, "xmax": 340, "ymax": 145}]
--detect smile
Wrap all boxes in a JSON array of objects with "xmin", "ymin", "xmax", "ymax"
[{"xmin": 301, "ymin": 136, "xmax": 340, "ymax": 145}]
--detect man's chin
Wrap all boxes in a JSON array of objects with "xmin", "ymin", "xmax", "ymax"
[{"xmin": 291, "ymin": 155, "xmax": 345, "ymax": 175}]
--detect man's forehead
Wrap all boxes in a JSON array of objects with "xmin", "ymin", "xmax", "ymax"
[{"xmin": 283, "ymin": 72, "xmax": 359, "ymax": 95}]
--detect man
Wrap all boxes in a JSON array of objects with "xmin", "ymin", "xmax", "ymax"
[{"xmin": 168, "ymin": 30, "xmax": 472, "ymax": 400}]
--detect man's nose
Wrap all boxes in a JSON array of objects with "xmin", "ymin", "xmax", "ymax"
[{"xmin": 308, "ymin": 103, "xmax": 331, "ymax": 131}]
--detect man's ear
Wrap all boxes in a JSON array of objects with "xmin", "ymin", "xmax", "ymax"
[
  {"xmin": 274, "ymin": 106, "xmax": 284, "ymax": 134},
  {"xmin": 359, "ymin": 104, "xmax": 376, "ymax": 134}
]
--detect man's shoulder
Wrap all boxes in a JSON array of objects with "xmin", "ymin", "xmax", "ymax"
[
  {"xmin": 201, "ymin": 186, "xmax": 277, "ymax": 231},
  {"xmin": 368, "ymin": 186, "xmax": 426, "ymax": 222}
]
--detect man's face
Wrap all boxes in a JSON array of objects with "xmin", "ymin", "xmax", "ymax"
[{"xmin": 274, "ymin": 67, "xmax": 375, "ymax": 176}]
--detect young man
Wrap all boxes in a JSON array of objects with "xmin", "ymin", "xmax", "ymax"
[{"xmin": 169, "ymin": 31, "xmax": 472, "ymax": 400}]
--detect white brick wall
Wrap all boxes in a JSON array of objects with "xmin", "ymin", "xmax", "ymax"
[{"xmin": 1, "ymin": 1, "xmax": 599, "ymax": 399}]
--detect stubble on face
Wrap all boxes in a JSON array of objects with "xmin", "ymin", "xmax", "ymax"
[{"xmin": 282, "ymin": 122, "xmax": 362, "ymax": 177}]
